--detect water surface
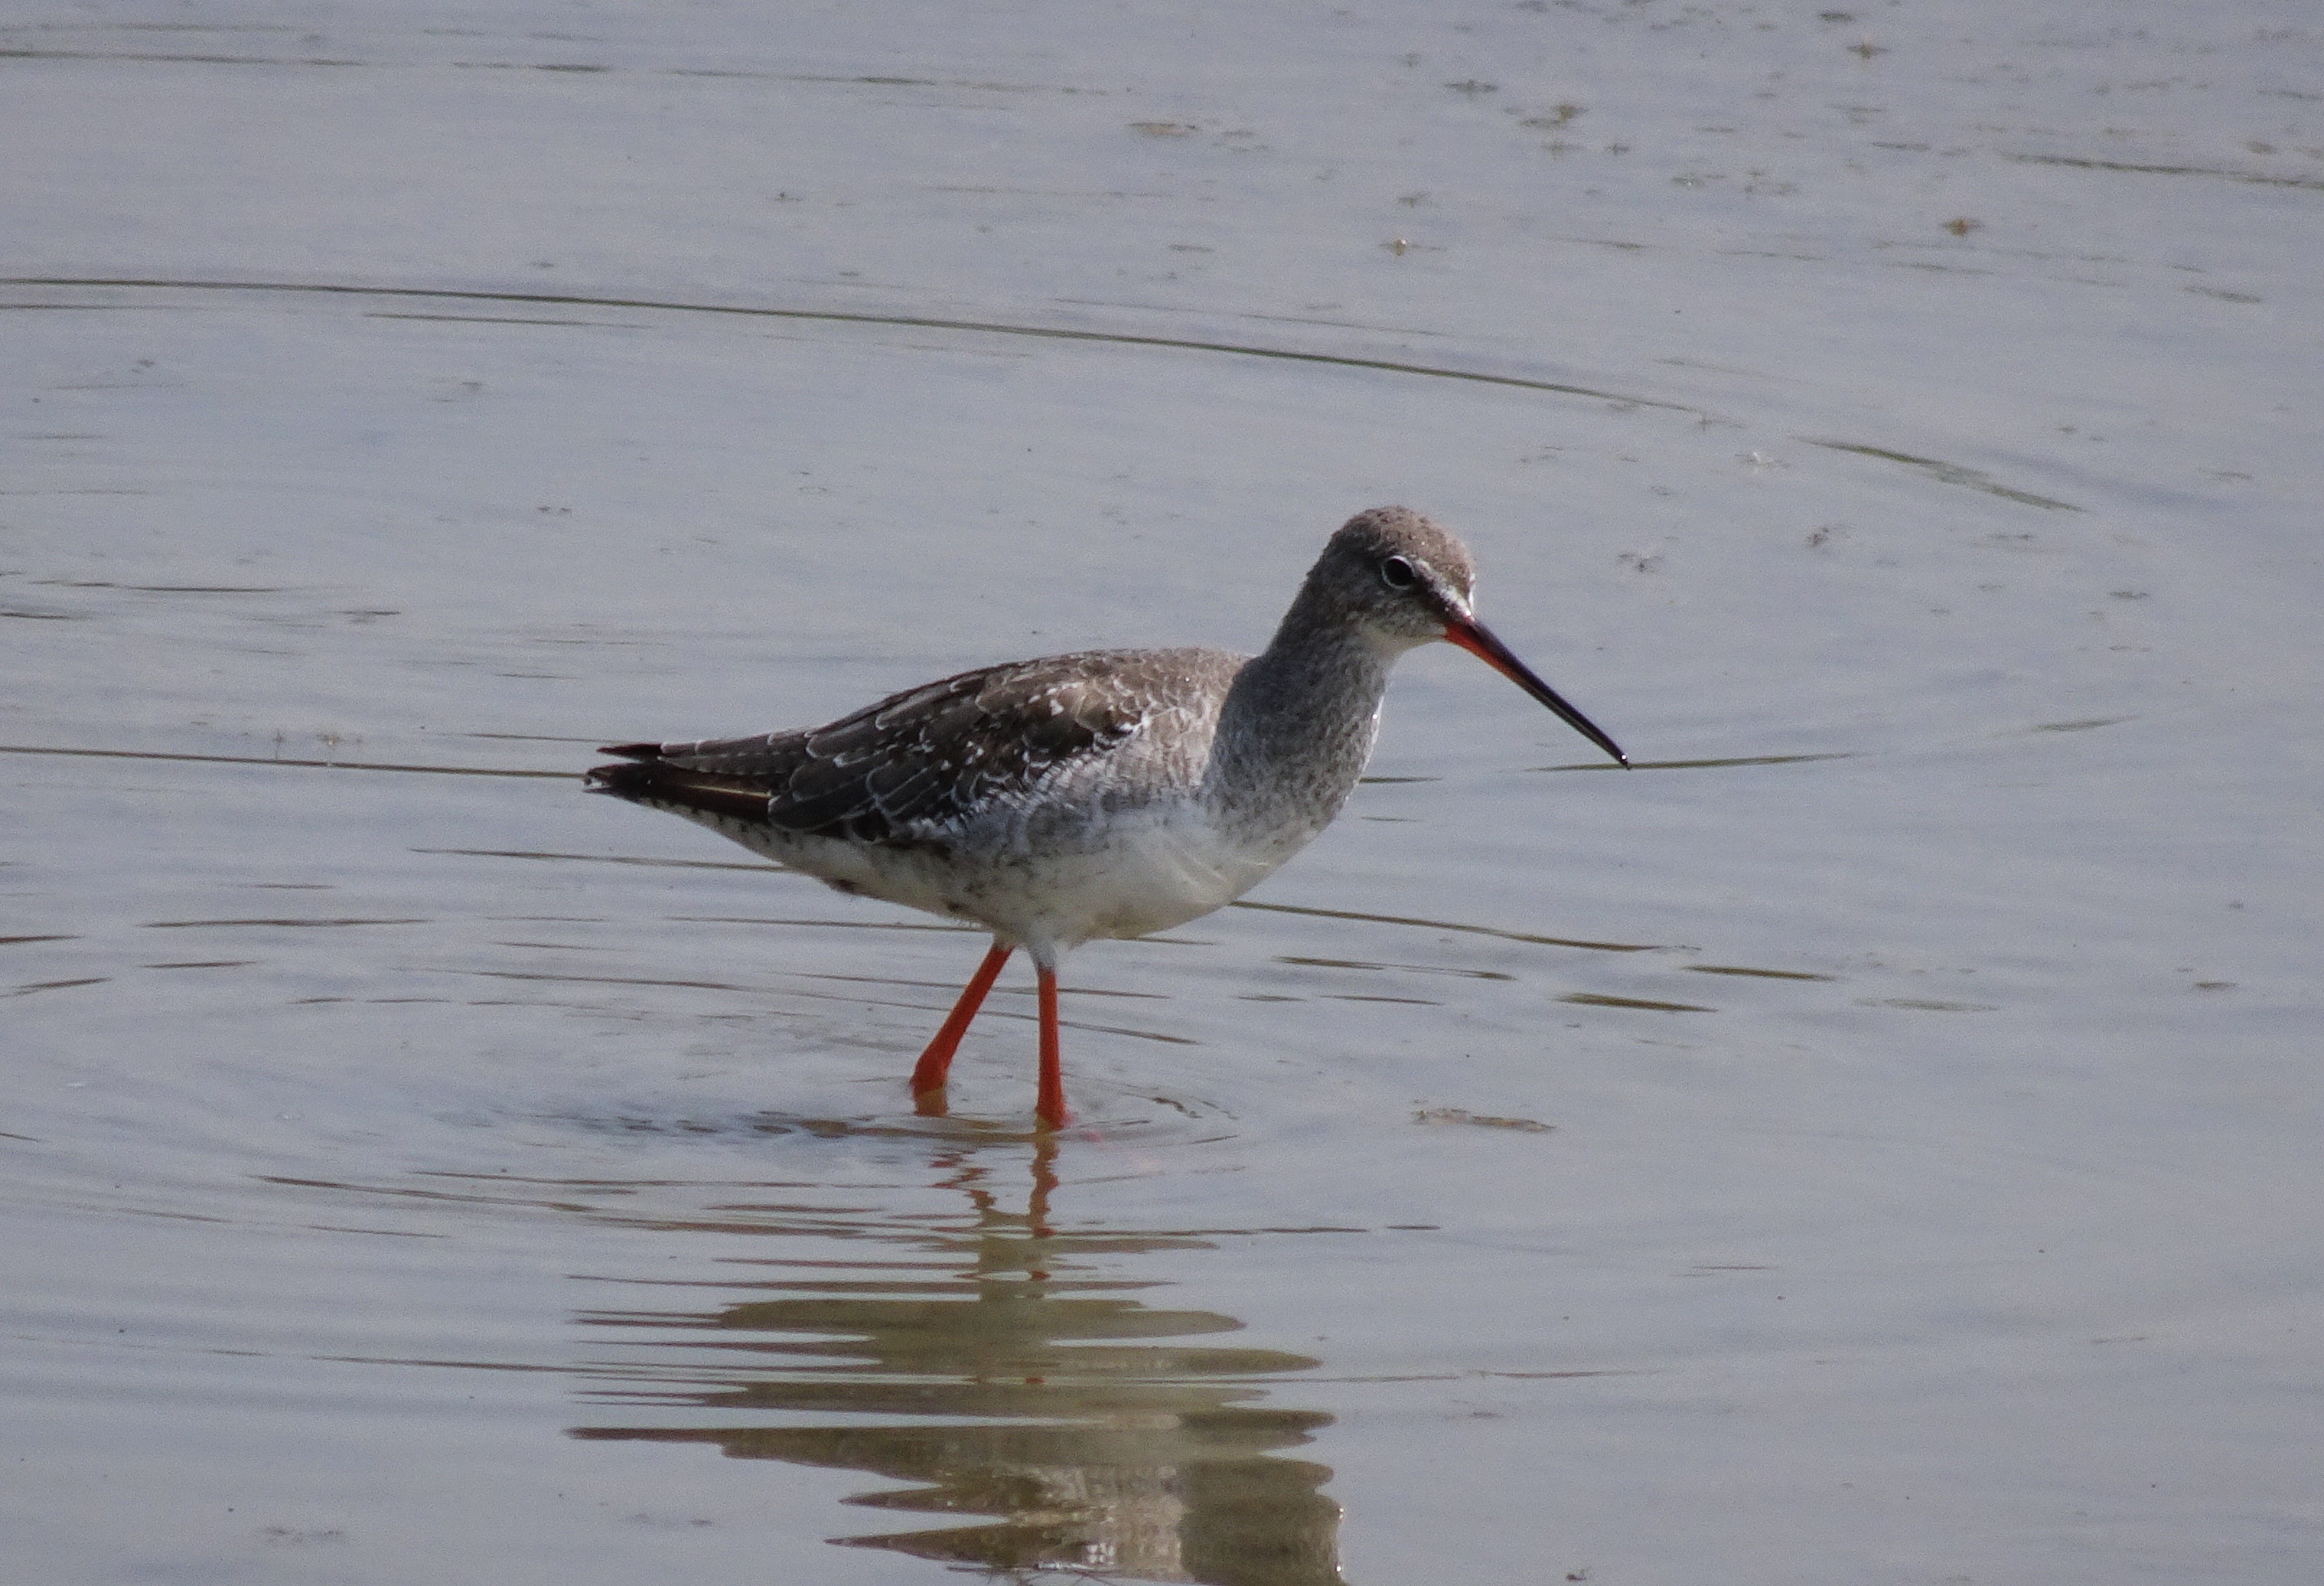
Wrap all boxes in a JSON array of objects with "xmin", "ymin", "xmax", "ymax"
[{"xmin": 5, "ymin": 4, "xmax": 2320, "ymax": 1582}]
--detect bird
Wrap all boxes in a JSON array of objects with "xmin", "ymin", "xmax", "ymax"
[{"xmin": 586, "ymin": 506, "xmax": 1628, "ymax": 1130}]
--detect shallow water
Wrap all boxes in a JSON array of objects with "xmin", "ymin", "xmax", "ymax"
[{"xmin": 6, "ymin": 3, "xmax": 2322, "ymax": 1582}]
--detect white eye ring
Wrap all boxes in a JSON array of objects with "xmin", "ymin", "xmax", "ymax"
[{"xmin": 1380, "ymin": 555, "xmax": 1418, "ymax": 589}]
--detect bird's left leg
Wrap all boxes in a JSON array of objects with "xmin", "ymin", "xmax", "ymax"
[{"xmin": 911, "ymin": 940, "xmax": 1013, "ymax": 1113}]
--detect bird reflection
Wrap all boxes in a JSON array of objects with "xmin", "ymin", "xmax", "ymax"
[{"xmin": 569, "ymin": 1131, "xmax": 1345, "ymax": 1584}]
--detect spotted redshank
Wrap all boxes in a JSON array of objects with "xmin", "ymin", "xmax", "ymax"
[{"xmin": 588, "ymin": 506, "xmax": 1626, "ymax": 1128}]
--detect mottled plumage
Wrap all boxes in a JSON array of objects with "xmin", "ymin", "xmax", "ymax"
[
  {"xmin": 588, "ymin": 506, "xmax": 1626, "ymax": 1128},
  {"xmin": 594, "ymin": 648, "xmax": 1222, "ymax": 850}
]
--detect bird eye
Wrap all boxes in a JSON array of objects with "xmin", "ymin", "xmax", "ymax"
[{"xmin": 1380, "ymin": 555, "xmax": 1418, "ymax": 589}]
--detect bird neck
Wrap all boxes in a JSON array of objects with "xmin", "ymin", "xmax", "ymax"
[{"xmin": 1207, "ymin": 605, "xmax": 1401, "ymax": 840}]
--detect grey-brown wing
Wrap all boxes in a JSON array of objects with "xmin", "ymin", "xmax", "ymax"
[{"xmin": 588, "ymin": 649, "xmax": 1230, "ymax": 845}]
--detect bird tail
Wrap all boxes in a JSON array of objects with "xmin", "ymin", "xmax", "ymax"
[{"xmin": 585, "ymin": 746, "xmax": 773, "ymax": 825}]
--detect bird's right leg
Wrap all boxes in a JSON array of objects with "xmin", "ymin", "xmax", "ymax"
[
  {"xmin": 910, "ymin": 941, "xmax": 1014, "ymax": 1111},
  {"xmin": 1033, "ymin": 964, "xmax": 1070, "ymax": 1131}
]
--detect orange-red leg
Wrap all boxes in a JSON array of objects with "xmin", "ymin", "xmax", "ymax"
[
  {"xmin": 1035, "ymin": 965, "xmax": 1070, "ymax": 1131},
  {"xmin": 910, "ymin": 942, "xmax": 1012, "ymax": 1108}
]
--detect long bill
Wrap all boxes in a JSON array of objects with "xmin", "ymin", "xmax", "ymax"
[{"xmin": 1443, "ymin": 615, "xmax": 1630, "ymax": 768}]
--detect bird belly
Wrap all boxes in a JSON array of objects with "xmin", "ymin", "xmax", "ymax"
[
  {"xmin": 999, "ymin": 802, "xmax": 1292, "ymax": 946},
  {"xmin": 660, "ymin": 785, "xmax": 1302, "ymax": 954},
  {"xmin": 723, "ymin": 802, "xmax": 1284, "ymax": 948}
]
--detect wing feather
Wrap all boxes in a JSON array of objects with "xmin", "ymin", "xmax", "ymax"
[{"xmin": 586, "ymin": 648, "xmax": 1240, "ymax": 847}]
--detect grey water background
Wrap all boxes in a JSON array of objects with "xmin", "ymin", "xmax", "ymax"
[{"xmin": 5, "ymin": 3, "xmax": 2320, "ymax": 1581}]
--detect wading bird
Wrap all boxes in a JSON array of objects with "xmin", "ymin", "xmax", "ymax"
[{"xmin": 588, "ymin": 507, "xmax": 1627, "ymax": 1128}]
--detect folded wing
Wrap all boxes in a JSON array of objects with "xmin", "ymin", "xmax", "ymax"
[{"xmin": 586, "ymin": 650, "xmax": 1217, "ymax": 847}]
